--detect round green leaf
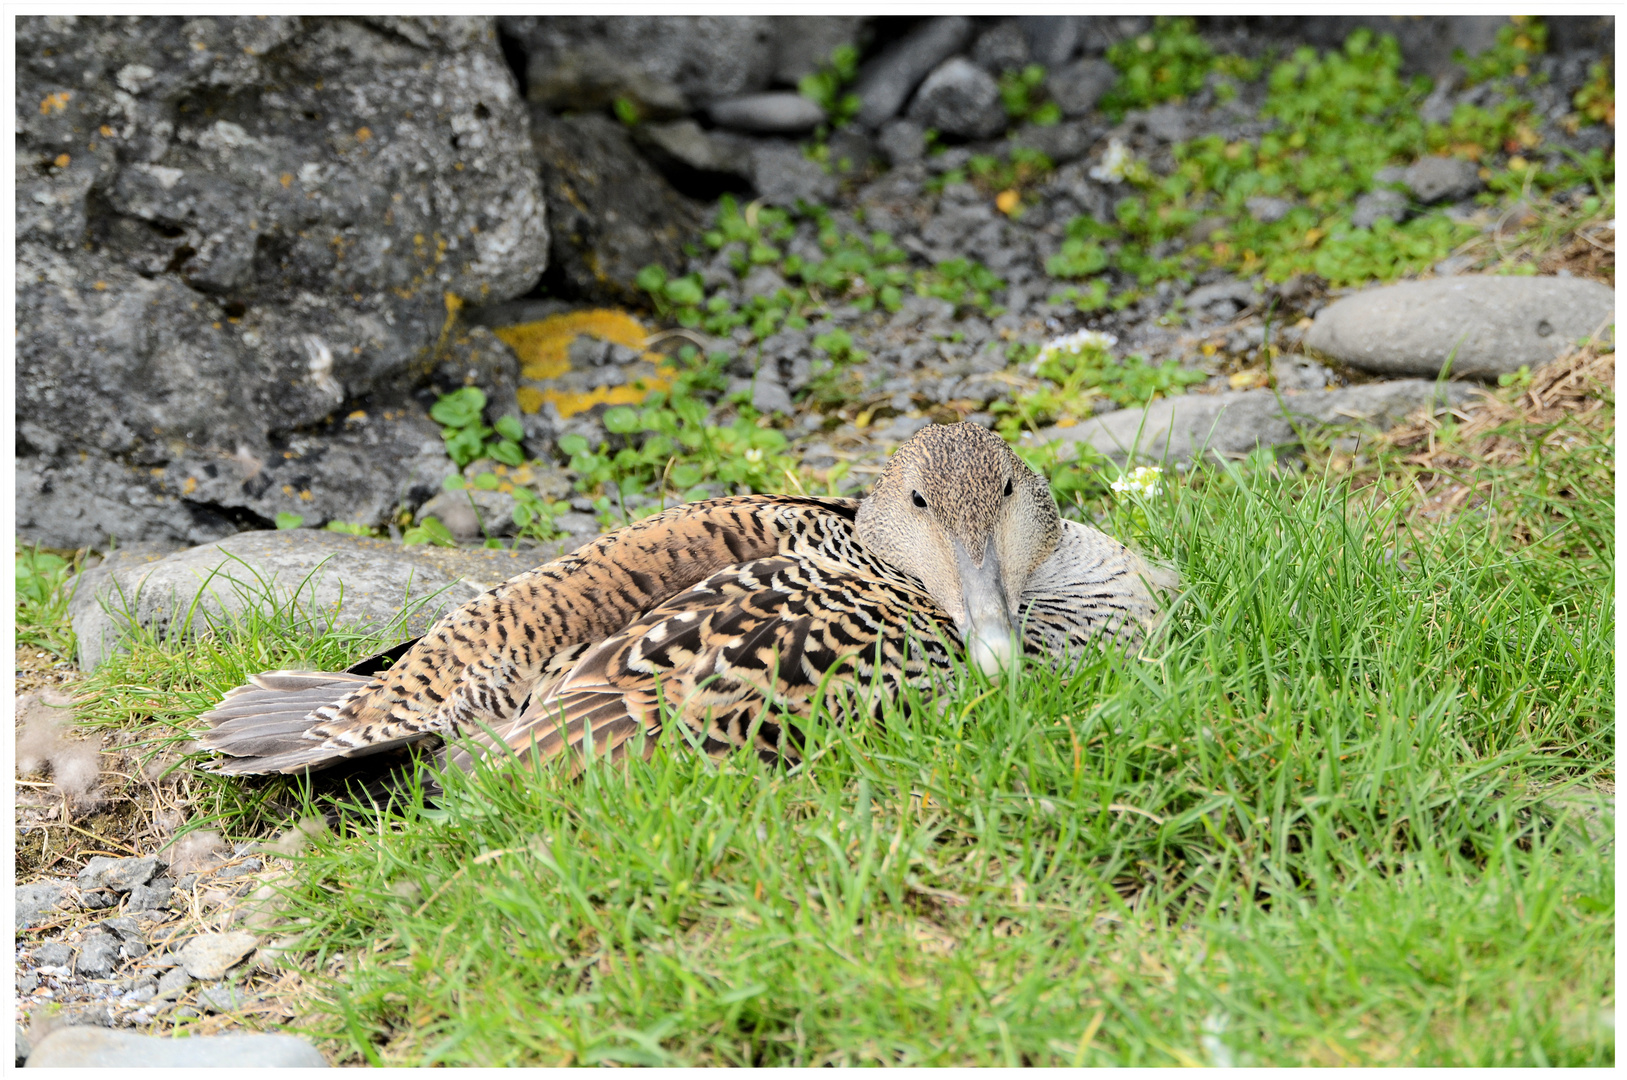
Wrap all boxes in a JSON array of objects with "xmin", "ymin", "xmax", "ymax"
[{"xmin": 602, "ymin": 406, "xmax": 640, "ymax": 434}]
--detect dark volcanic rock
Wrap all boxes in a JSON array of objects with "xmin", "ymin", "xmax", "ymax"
[
  {"xmin": 530, "ymin": 110, "xmax": 703, "ymax": 304},
  {"xmin": 1046, "ymin": 58, "xmax": 1116, "ymax": 117},
  {"xmin": 770, "ymin": 16, "xmax": 871, "ymax": 86},
  {"xmin": 16, "ymin": 16, "xmax": 547, "ymax": 550},
  {"xmin": 852, "ymin": 16, "xmax": 973, "ymax": 129},
  {"xmin": 907, "ymin": 58, "xmax": 1007, "ymax": 141},
  {"xmin": 501, "ymin": 16, "xmax": 777, "ymax": 115}
]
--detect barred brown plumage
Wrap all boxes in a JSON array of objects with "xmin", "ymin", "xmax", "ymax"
[{"xmin": 198, "ymin": 422, "xmax": 1176, "ymax": 778}]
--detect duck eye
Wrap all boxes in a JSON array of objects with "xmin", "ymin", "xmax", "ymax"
[
  {"xmin": 1003, "ymin": 477, "xmax": 1014, "ymax": 497},
  {"xmin": 911, "ymin": 490, "xmax": 928, "ymax": 509}
]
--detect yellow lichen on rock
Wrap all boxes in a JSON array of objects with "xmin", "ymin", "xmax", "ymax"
[
  {"xmin": 494, "ymin": 309, "xmax": 674, "ymax": 417},
  {"xmin": 494, "ymin": 309, "xmax": 649, "ymax": 381}
]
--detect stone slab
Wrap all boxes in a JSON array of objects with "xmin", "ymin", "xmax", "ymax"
[
  {"xmin": 68, "ymin": 531, "xmax": 552, "ymax": 671},
  {"xmin": 1026, "ymin": 379, "xmax": 1475, "ymax": 464},
  {"xmin": 1305, "ymin": 276, "xmax": 1615, "ymax": 379}
]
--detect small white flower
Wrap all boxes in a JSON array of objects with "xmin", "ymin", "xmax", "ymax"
[
  {"xmin": 1089, "ymin": 139, "xmax": 1134, "ymax": 183},
  {"xmin": 1110, "ymin": 465, "xmax": 1163, "ymax": 499},
  {"xmin": 1033, "ymin": 329, "xmax": 1118, "ymax": 372},
  {"xmin": 744, "ymin": 447, "xmax": 764, "ymax": 464}
]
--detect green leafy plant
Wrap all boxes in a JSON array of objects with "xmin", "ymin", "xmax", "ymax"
[
  {"xmin": 431, "ymin": 387, "xmax": 525, "ymax": 468},
  {"xmin": 798, "ymin": 44, "xmax": 861, "ymax": 129},
  {"xmin": 1573, "ymin": 58, "xmax": 1614, "ymax": 127},
  {"xmin": 1457, "ymin": 16, "xmax": 1547, "ymax": 85},
  {"xmin": 1100, "ymin": 16, "xmax": 1215, "ymax": 117},
  {"xmin": 992, "ymin": 331, "xmax": 1205, "ymax": 439},
  {"xmin": 999, "ymin": 64, "xmax": 1061, "ymax": 126},
  {"xmin": 401, "ymin": 516, "xmax": 456, "ymax": 547},
  {"xmin": 16, "ymin": 545, "xmax": 78, "ymax": 656},
  {"xmin": 613, "ymin": 97, "xmax": 641, "ymax": 127},
  {"xmin": 275, "ymin": 512, "xmax": 305, "ymax": 530},
  {"xmin": 914, "ymin": 258, "xmax": 1004, "ymax": 312}
]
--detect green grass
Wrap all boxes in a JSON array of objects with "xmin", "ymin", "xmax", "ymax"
[
  {"xmin": 29, "ymin": 370, "xmax": 1609, "ymax": 1065},
  {"xmin": 264, "ymin": 450, "xmax": 1610, "ymax": 1066}
]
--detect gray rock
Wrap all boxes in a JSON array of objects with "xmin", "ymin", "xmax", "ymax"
[
  {"xmin": 970, "ymin": 21, "xmax": 1030, "ymax": 73},
  {"xmin": 741, "ymin": 266, "xmax": 791, "ymax": 301},
  {"xmin": 751, "ymin": 378, "xmax": 794, "ymax": 416},
  {"xmin": 1352, "ymin": 188, "xmax": 1410, "ymax": 229},
  {"xmin": 197, "ymin": 985, "xmax": 255, "ymax": 1014},
  {"xmin": 826, "ymin": 128, "xmax": 876, "ymax": 172},
  {"xmin": 501, "ymin": 16, "xmax": 778, "ymax": 113},
  {"xmin": 771, "ymin": 17, "xmax": 869, "ymax": 85},
  {"xmin": 433, "ymin": 326, "xmax": 525, "ymax": 432},
  {"xmin": 16, "ymin": 882, "xmax": 67, "ymax": 930},
  {"xmin": 16, "ymin": 17, "xmax": 547, "ymax": 552},
  {"xmin": 875, "ymin": 415, "xmax": 932, "ymax": 443},
  {"xmin": 1047, "ymin": 58, "xmax": 1116, "ymax": 117},
  {"xmin": 212, "ymin": 858, "xmax": 264, "ymax": 882},
  {"xmin": 25, "ymin": 1028, "xmax": 327, "ymax": 1068},
  {"xmin": 96, "ymin": 916, "xmax": 149, "ymax": 942},
  {"xmin": 74, "ymin": 934, "xmax": 121, "ymax": 978},
  {"xmin": 876, "ymin": 119, "xmax": 928, "ymax": 165},
  {"xmin": 126, "ymin": 883, "xmax": 173, "ymax": 912},
  {"xmin": 749, "ymin": 144, "xmax": 838, "ymax": 207},
  {"xmin": 550, "ymin": 513, "xmax": 606, "ymax": 554},
  {"xmin": 710, "ymin": 93, "xmax": 826, "ymax": 134},
  {"xmin": 1304, "ymin": 277, "xmax": 1615, "ymax": 380},
  {"xmin": 154, "ymin": 967, "xmax": 192, "ymax": 1001},
  {"xmin": 908, "ymin": 58, "xmax": 1007, "ymax": 140},
  {"xmin": 1133, "ymin": 103, "xmax": 1195, "ymax": 144},
  {"xmin": 177, "ymin": 931, "xmax": 259, "ymax": 980},
  {"xmin": 1432, "ymin": 254, "xmax": 1478, "ymax": 278},
  {"xmin": 852, "ymin": 16, "xmax": 974, "ymax": 128},
  {"xmin": 78, "ymin": 856, "xmax": 164, "ymax": 893},
  {"xmin": 1018, "ymin": 16, "xmax": 1082, "ymax": 67},
  {"xmin": 29, "ymin": 943, "xmax": 73, "ymax": 968},
  {"xmin": 529, "ymin": 112, "xmax": 703, "ymax": 309},
  {"xmin": 1007, "ymin": 119, "xmax": 1099, "ymax": 166},
  {"xmin": 1028, "ymin": 380, "xmax": 1474, "ymax": 464},
  {"xmin": 1272, "ymin": 355, "xmax": 1334, "ymax": 393},
  {"xmin": 416, "ymin": 488, "xmax": 518, "ymax": 541},
  {"xmin": 1186, "ymin": 280, "xmax": 1257, "ymax": 318},
  {"xmin": 69, "ymin": 529, "xmax": 550, "ymax": 670},
  {"xmin": 1403, "ymin": 157, "xmax": 1483, "ymax": 203},
  {"xmin": 1244, "ymin": 196, "xmax": 1293, "ymax": 225},
  {"xmin": 635, "ymin": 120, "xmax": 751, "ymax": 181}
]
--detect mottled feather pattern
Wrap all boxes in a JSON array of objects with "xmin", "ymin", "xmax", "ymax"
[{"xmin": 198, "ymin": 424, "xmax": 1175, "ymax": 779}]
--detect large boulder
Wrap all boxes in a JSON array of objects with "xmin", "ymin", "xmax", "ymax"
[
  {"xmin": 529, "ymin": 110, "xmax": 703, "ymax": 304},
  {"xmin": 16, "ymin": 16, "xmax": 549, "ymax": 550},
  {"xmin": 1305, "ymin": 277, "xmax": 1615, "ymax": 380}
]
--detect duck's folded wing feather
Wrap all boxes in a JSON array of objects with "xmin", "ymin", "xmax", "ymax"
[
  {"xmin": 197, "ymin": 495, "xmax": 857, "ymax": 775},
  {"xmin": 450, "ymin": 553, "xmax": 957, "ymax": 772}
]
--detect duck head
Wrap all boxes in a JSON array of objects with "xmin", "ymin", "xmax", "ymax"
[{"xmin": 856, "ymin": 422, "xmax": 1062, "ymax": 675}]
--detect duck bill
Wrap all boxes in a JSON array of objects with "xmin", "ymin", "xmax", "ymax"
[{"xmin": 953, "ymin": 539, "xmax": 1017, "ymax": 676}]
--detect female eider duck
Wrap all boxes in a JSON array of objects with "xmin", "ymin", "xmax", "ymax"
[{"xmin": 200, "ymin": 423, "xmax": 1175, "ymax": 776}]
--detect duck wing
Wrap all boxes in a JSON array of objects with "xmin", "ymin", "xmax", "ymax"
[
  {"xmin": 199, "ymin": 495, "xmax": 860, "ymax": 774},
  {"xmin": 447, "ymin": 549, "xmax": 959, "ymax": 775}
]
